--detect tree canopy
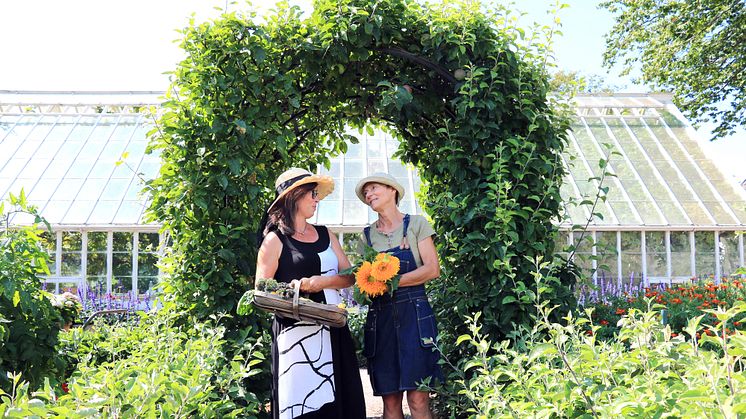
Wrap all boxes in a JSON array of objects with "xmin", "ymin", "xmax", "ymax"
[{"xmin": 601, "ymin": 0, "xmax": 745, "ymax": 139}]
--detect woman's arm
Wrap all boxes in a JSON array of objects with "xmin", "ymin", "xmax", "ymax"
[
  {"xmin": 256, "ymin": 232, "xmax": 282, "ymax": 283},
  {"xmin": 294, "ymin": 230, "xmax": 355, "ymax": 292},
  {"xmin": 398, "ymin": 235, "xmax": 440, "ymax": 287}
]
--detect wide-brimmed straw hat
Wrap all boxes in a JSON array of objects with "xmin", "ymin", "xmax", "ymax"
[
  {"xmin": 355, "ymin": 172, "xmax": 405, "ymax": 205},
  {"xmin": 268, "ymin": 168, "xmax": 334, "ymax": 212}
]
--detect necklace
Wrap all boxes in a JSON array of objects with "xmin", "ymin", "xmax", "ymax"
[{"xmin": 296, "ymin": 223, "xmax": 309, "ymax": 236}]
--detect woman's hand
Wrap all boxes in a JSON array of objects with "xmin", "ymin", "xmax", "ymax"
[{"xmin": 290, "ymin": 275, "xmax": 326, "ymax": 293}]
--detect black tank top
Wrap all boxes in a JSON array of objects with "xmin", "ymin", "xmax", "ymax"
[{"xmin": 274, "ymin": 225, "xmax": 331, "ymax": 304}]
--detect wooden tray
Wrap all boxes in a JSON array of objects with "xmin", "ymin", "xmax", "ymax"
[{"xmin": 253, "ymin": 281, "xmax": 347, "ymax": 328}]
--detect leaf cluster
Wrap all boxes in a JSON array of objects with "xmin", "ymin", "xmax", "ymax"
[{"xmin": 601, "ymin": 0, "xmax": 746, "ymax": 139}]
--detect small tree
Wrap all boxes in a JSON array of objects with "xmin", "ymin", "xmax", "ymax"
[{"xmin": 0, "ymin": 191, "xmax": 64, "ymax": 392}]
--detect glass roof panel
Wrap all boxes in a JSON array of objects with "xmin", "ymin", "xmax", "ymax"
[
  {"xmin": 1, "ymin": 93, "xmax": 744, "ymax": 229},
  {"xmin": 88, "ymin": 201, "xmax": 121, "ymax": 224},
  {"xmin": 114, "ymin": 201, "xmax": 145, "ymax": 224},
  {"xmin": 41, "ymin": 201, "xmax": 72, "ymax": 224},
  {"xmin": 61, "ymin": 200, "xmax": 96, "ymax": 224}
]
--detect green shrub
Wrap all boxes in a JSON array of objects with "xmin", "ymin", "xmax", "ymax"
[
  {"xmin": 0, "ymin": 192, "xmax": 64, "ymax": 392},
  {"xmin": 441, "ymin": 300, "xmax": 746, "ymax": 418},
  {"xmin": 0, "ymin": 311, "xmax": 268, "ymax": 418}
]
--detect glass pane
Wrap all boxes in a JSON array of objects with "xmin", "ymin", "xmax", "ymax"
[
  {"xmin": 85, "ymin": 277, "xmax": 107, "ymax": 295},
  {"xmin": 88, "ymin": 201, "xmax": 120, "ymax": 224},
  {"xmin": 87, "ymin": 232, "xmax": 108, "ymax": 251},
  {"xmin": 39, "ymin": 231, "xmax": 57, "ymax": 274},
  {"xmin": 319, "ymin": 160, "xmax": 341, "ymax": 177},
  {"xmin": 62, "ymin": 232, "xmax": 82, "ymax": 251},
  {"xmin": 694, "ymin": 232, "xmax": 716, "ymax": 279},
  {"xmin": 139, "ymin": 233, "xmax": 159, "ymax": 251},
  {"xmin": 670, "ymin": 231, "xmax": 691, "ymax": 278},
  {"xmin": 720, "ymin": 232, "xmax": 741, "ymax": 277},
  {"xmin": 620, "ymin": 232, "xmax": 643, "ymax": 285},
  {"xmin": 62, "ymin": 201, "xmax": 96, "ymax": 224},
  {"xmin": 595, "ymin": 231, "xmax": 618, "ymax": 281},
  {"xmin": 645, "ymin": 231, "xmax": 666, "ymax": 277},
  {"xmin": 87, "ymin": 252, "xmax": 107, "ymax": 277},
  {"xmin": 344, "ymin": 159, "xmax": 363, "ymax": 177},
  {"xmin": 343, "ymin": 200, "xmax": 366, "ymax": 225},
  {"xmin": 61, "ymin": 252, "xmax": 81, "ymax": 276},
  {"xmin": 138, "ymin": 277, "xmax": 158, "ymax": 294},
  {"xmin": 366, "ymin": 139, "xmax": 385, "ymax": 158},
  {"xmin": 316, "ymin": 200, "xmax": 341, "ymax": 225},
  {"xmin": 113, "ymin": 276, "xmax": 132, "ymax": 294},
  {"xmin": 367, "ymin": 159, "xmax": 386, "ymax": 174},
  {"xmin": 138, "ymin": 253, "xmax": 159, "ymax": 277},
  {"xmin": 572, "ymin": 231, "xmax": 594, "ymax": 275},
  {"xmin": 113, "ymin": 232, "xmax": 133, "ymax": 252},
  {"xmin": 113, "ymin": 254, "xmax": 132, "ymax": 276}
]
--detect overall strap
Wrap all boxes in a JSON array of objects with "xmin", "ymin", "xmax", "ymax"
[
  {"xmin": 364, "ymin": 226, "xmax": 373, "ymax": 246},
  {"xmin": 400, "ymin": 214, "xmax": 411, "ymax": 249},
  {"xmin": 402, "ymin": 214, "xmax": 411, "ymax": 237}
]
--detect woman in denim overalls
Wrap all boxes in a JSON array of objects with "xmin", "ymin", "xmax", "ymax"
[{"xmin": 355, "ymin": 173, "xmax": 443, "ymax": 419}]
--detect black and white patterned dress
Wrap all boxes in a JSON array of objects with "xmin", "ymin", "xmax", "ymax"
[{"xmin": 270, "ymin": 225, "xmax": 365, "ymax": 419}]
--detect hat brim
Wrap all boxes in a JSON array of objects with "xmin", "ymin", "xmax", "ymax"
[
  {"xmin": 355, "ymin": 176, "xmax": 405, "ymax": 205},
  {"xmin": 268, "ymin": 174, "xmax": 334, "ymax": 212}
]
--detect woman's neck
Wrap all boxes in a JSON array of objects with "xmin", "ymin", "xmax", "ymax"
[
  {"xmin": 293, "ymin": 215, "xmax": 309, "ymax": 235},
  {"xmin": 376, "ymin": 207, "xmax": 404, "ymax": 231}
]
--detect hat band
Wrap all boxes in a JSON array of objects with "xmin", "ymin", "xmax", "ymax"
[{"xmin": 275, "ymin": 173, "xmax": 311, "ymax": 195}]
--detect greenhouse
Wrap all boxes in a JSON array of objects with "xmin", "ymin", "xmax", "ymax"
[{"xmin": 0, "ymin": 91, "xmax": 744, "ymax": 296}]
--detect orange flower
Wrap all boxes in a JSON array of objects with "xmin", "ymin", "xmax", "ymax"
[
  {"xmin": 600, "ymin": 320, "xmax": 609, "ymax": 326},
  {"xmin": 615, "ymin": 308, "xmax": 626, "ymax": 315},
  {"xmin": 370, "ymin": 254, "xmax": 400, "ymax": 282},
  {"xmin": 671, "ymin": 332, "xmax": 678, "ymax": 338},
  {"xmin": 356, "ymin": 262, "xmax": 388, "ymax": 297},
  {"xmin": 671, "ymin": 298, "xmax": 682, "ymax": 304}
]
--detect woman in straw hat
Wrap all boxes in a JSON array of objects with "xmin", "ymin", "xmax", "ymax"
[
  {"xmin": 257, "ymin": 168, "xmax": 365, "ymax": 419},
  {"xmin": 356, "ymin": 172, "xmax": 443, "ymax": 419}
]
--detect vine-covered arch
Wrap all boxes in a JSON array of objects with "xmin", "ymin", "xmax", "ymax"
[{"xmin": 149, "ymin": 0, "xmax": 572, "ymax": 346}]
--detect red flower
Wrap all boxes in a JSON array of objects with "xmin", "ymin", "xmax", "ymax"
[
  {"xmin": 61, "ymin": 382, "xmax": 69, "ymax": 393},
  {"xmin": 600, "ymin": 320, "xmax": 609, "ymax": 326},
  {"xmin": 671, "ymin": 332, "xmax": 679, "ymax": 338},
  {"xmin": 585, "ymin": 330, "xmax": 593, "ymax": 336},
  {"xmin": 705, "ymin": 329, "xmax": 715, "ymax": 336},
  {"xmin": 615, "ymin": 308, "xmax": 626, "ymax": 315},
  {"xmin": 734, "ymin": 321, "xmax": 741, "ymax": 327},
  {"xmin": 671, "ymin": 298, "xmax": 682, "ymax": 304}
]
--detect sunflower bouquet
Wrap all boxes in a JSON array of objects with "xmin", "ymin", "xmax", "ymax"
[{"xmin": 341, "ymin": 246, "xmax": 401, "ymax": 305}]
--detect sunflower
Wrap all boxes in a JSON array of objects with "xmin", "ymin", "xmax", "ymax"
[
  {"xmin": 370, "ymin": 254, "xmax": 400, "ymax": 282},
  {"xmin": 355, "ymin": 261, "xmax": 373, "ymax": 284},
  {"xmin": 356, "ymin": 261, "xmax": 388, "ymax": 297}
]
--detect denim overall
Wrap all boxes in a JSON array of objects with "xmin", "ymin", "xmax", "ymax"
[{"xmin": 363, "ymin": 214, "xmax": 443, "ymax": 395}]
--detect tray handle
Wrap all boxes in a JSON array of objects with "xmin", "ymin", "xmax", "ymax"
[{"xmin": 292, "ymin": 279, "xmax": 301, "ymax": 320}]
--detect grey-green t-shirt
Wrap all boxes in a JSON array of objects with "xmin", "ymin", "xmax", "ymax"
[{"xmin": 359, "ymin": 214, "xmax": 435, "ymax": 268}]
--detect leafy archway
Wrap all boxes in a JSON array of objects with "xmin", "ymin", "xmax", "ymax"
[{"xmin": 149, "ymin": 0, "xmax": 572, "ymax": 377}]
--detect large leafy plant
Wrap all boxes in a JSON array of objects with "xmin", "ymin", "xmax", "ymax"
[{"xmin": 0, "ymin": 191, "xmax": 63, "ymax": 393}]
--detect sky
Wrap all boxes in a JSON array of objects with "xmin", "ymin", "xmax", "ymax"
[{"xmin": 0, "ymin": 0, "xmax": 744, "ymax": 181}]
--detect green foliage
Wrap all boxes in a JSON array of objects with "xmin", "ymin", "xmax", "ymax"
[
  {"xmin": 0, "ymin": 312, "xmax": 268, "ymax": 418},
  {"xmin": 601, "ymin": 0, "xmax": 746, "ymax": 139},
  {"xmin": 0, "ymin": 191, "xmax": 64, "ymax": 393},
  {"xmin": 444, "ymin": 299, "xmax": 746, "ymax": 417}
]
